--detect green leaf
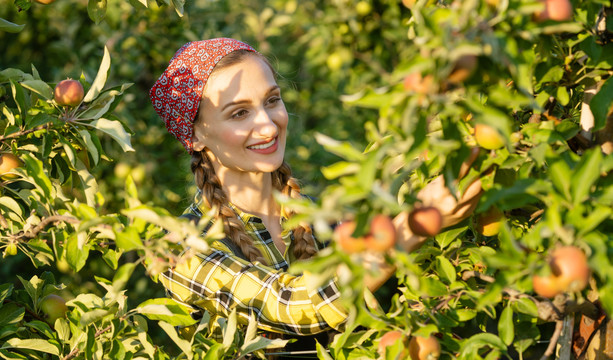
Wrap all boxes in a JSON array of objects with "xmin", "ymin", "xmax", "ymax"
[
  {"xmin": 171, "ymin": 0, "xmax": 185, "ymax": 16},
  {"xmin": 0, "ymin": 303, "xmax": 24, "ymax": 328},
  {"xmin": 80, "ymin": 308, "xmax": 113, "ymax": 327},
  {"xmin": 222, "ymin": 309, "xmax": 238, "ymax": 350},
  {"xmin": 158, "ymin": 321, "xmax": 193, "ymax": 359},
  {"xmin": 548, "ymin": 160, "xmax": 571, "ymax": 200},
  {"xmin": 435, "ymin": 226, "xmax": 467, "ymax": 249},
  {"xmin": 498, "ymin": 306, "xmax": 514, "ymax": 346},
  {"xmin": 66, "ymin": 233, "xmax": 90, "ymax": 272},
  {"xmin": 22, "ymin": 153, "xmax": 53, "ymax": 200},
  {"xmin": 114, "ymin": 225, "xmax": 143, "ymax": 251},
  {"xmin": 436, "ymin": 256, "xmax": 457, "ymax": 284},
  {"xmin": 0, "ymin": 18, "xmax": 25, "ymax": 33},
  {"xmin": 87, "ymin": 0, "xmax": 107, "ymax": 25},
  {"xmin": 20, "ymin": 80, "xmax": 53, "ymax": 100},
  {"xmin": 0, "ymin": 284, "xmax": 13, "ymax": 304},
  {"xmin": 1, "ymin": 338, "xmax": 59, "ymax": 356},
  {"xmin": 460, "ymin": 333, "xmax": 507, "ymax": 356},
  {"xmin": 84, "ymin": 46, "xmax": 110, "ymax": 102},
  {"xmin": 314, "ymin": 133, "xmax": 364, "ymax": 161},
  {"xmin": 321, "ymin": 161, "xmax": 361, "ymax": 179},
  {"xmin": 10, "ymin": 80, "xmax": 27, "ymax": 124},
  {"xmin": 590, "ymin": 77, "xmax": 613, "ymax": 131},
  {"xmin": 511, "ymin": 298, "xmax": 539, "ymax": 317},
  {"xmin": 136, "ymin": 298, "xmax": 198, "ymax": 327},
  {"xmin": 91, "ymin": 118, "xmax": 134, "ymax": 152},
  {"xmin": 571, "ymin": 148, "xmax": 601, "ymax": 205}
]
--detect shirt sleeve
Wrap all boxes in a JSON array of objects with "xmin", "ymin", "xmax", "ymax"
[{"xmin": 159, "ymin": 242, "xmax": 347, "ymax": 336}]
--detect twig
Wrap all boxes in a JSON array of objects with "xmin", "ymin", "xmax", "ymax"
[
  {"xmin": 21, "ymin": 215, "xmax": 80, "ymax": 240},
  {"xmin": 461, "ymin": 271, "xmax": 495, "ymax": 283},
  {"xmin": 0, "ymin": 124, "xmax": 50, "ymax": 142},
  {"xmin": 540, "ymin": 320, "xmax": 564, "ymax": 360},
  {"xmin": 61, "ymin": 325, "xmax": 112, "ymax": 360}
]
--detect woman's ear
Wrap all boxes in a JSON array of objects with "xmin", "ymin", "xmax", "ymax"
[{"xmin": 192, "ymin": 123, "xmax": 207, "ymax": 152}]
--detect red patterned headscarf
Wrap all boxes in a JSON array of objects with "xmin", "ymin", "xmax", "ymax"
[{"xmin": 149, "ymin": 38, "xmax": 257, "ymax": 153}]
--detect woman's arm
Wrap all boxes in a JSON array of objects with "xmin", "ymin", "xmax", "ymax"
[{"xmin": 160, "ymin": 244, "xmax": 347, "ymax": 336}]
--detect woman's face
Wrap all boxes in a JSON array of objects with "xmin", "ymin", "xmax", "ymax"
[{"xmin": 192, "ymin": 55, "xmax": 288, "ymax": 174}]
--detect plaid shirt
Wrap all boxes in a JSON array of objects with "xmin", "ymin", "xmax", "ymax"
[{"xmin": 160, "ymin": 194, "xmax": 347, "ymax": 336}]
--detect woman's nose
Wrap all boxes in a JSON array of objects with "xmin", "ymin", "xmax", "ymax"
[{"xmin": 253, "ymin": 109, "xmax": 278, "ymax": 137}]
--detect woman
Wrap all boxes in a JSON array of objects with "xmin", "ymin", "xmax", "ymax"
[{"xmin": 149, "ymin": 38, "xmax": 482, "ymax": 355}]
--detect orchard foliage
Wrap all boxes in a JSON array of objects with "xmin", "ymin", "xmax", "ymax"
[{"xmin": 1, "ymin": 0, "xmax": 613, "ymax": 359}]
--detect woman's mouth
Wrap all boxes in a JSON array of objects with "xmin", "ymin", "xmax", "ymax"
[{"xmin": 247, "ymin": 137, "xmax": 278, "ymax": 154}]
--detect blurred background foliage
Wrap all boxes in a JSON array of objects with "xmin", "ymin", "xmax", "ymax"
[{"xmin": 0, "ymin": 0, "xmax": 398, "ymax": 215}]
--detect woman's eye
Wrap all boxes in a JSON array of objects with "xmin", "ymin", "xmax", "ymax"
[
  {"xmin": 267, "ymin": 96, "xmax": 282, "ymax": 105},
  {"xmin": 231, "ymin": 110, "xmax": 249, "ymax": 119}
]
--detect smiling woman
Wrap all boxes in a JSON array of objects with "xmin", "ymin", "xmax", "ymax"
[{"xmin": 148, "ymin": 38, "xmax": 482, "ymax": 358}]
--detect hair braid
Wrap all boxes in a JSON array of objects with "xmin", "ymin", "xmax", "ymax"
[
  {"xmin": 273, "ymin": 162, "xmax": 318, "ymax": 260},
  {"xmin": 191, "ymin": 151, "xmax": 266, "ymax": 264}
]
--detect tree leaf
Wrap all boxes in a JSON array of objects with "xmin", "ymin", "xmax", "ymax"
[
  {"xmin": 83, "ymin": 46, "xmax": 110, "ymax": 102},
  {"xmin": 436, "ymin": 256, "xmax": 457, "ymax": 284},
  {"xmin": 571, "ymin": 147, "xmax": 601, "ymax": 205},
  {"xmin": 1, "ymin": 338, "xmax": 60, "ymax": 356},
  {"xmin": 20, "ymin": 80, "xmax": 53, "ymax": 100},
  {"xmin": 114, "ymin": 225, "xmax": 143, "ymax": 251},
  {"xmin": 136, "ymin": 298, "xmax": 197, "ymax": 327},
  {"xmin": 498, "ymin": 305, "xmax": 514, "ymax": 346},
  {"xmin": 91, "ymin": 118, "xmax": 134, "ymax": 152},
  {"xmin": 590, "ymin": 76, "xmax": 613, "ymax": 131},
  {"xmin": 158, "ymin": 321, "xmax": 193, "ymax": 359},
  {"xmin": 87, "ymin": 0, "xmax": 107, "ymax": 25},
  {"xmin": 0, "ymin": 18, "xmax": 25, "ymax": 33}
]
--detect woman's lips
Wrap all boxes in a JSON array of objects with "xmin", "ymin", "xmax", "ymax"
[{"xmin": 247, "ymin": 137, "xmax": 278, "ymax": 154}]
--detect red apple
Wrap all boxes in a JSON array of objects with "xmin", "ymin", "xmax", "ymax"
[
  {"xmin": 550, "ymin": 246, "xmax": 589, "ymax": 293},
  {"xmin": 532, "ymin": 274, "xmax": 562, "ymax": 298},
  {"xmin": 54, "ymin": 79, "xmax": 84, "ymax": 107},
  {"xmin": 536, "ymin": 0, "xmax": 572, "ymax": 22},
  {"xmin": 378, "ymin": 331, "xmax": 407, "ymax": 357},
  {"xmin": 364, "ymin": 215, "xmax": 396, "ymax": 252},
  {"xmin": 409, "ymin": 335, "xmax": 441, "ymax": 360},
  {"xmin": 408, "ymin": 207, "xmax": 443, "ymax": 237},
  {"xmin": 334, "ymin": 221, "xmax": 366, "ymax": 254}
]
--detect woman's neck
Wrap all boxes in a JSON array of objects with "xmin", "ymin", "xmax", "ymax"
[{"xmin": 216, "ymin": 167, "xmax": 279, "ymax": 220}]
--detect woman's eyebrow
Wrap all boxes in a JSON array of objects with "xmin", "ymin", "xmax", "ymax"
[{"xmin": 221, "ymin": 85, "xmax": 280, "ymax": 112}]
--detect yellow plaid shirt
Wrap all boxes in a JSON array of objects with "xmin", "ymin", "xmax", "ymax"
[{"xmin": 159, "ymin": 195, "xmax": 347, "ymax": 336}]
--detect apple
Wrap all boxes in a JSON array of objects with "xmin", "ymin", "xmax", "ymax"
[
  {"xmin": 474, "ymin": 207, "xmax": 504, "ymax": 237},
  {"xmin": 356, "ymin": 1, "xmax": 372, "ymax": 16},
  {"xmin": 334, "ymin": 221, "xmax": 366, "ymax": 253},
  {"xmin": 0, "ymin": 153, "xmax": 22, "ymax": 180},
  {"xmin": 409, "ymin": 335, "xmax": 441, "ymax": 360},
  {"xmin": 364, "ymin": 214, "xmax": 396, "ymax": 252},
  {"xmin": 536, "ymin": 0, "xmax": 572, "ymax": 22},
  {"xmin": 474, "ymin": 124, "xmax": 505, "ymax": 150},
  {"xmin": 408, "ymin": 207, "xmax": 443, "ymax": 237},
  {"xmin": 326, "ymin": 52, "xmax": 344, "ymax": 71},
  {"xmin": 40, "ymin": 294, "xmax": 68, "ymax": 325},
  {"xmin": 54, "ymin": 79, "xmax": 84, "ymax": 107},
  {"xmin": 34, "ymin": 0, "xmax": 55, "ymax": 4},
  {"xmin": 403, "ymin": 72, "xmax": 434, "ymax": 94},
  {"xmin": 550, "ymin": 246, "xmax": 589, "ymax": 293},
  {"xmin": 402, "ymin": 0, "xmax": 416, "ymax": 8},
  {"xmin": 378, "ymin": 331, "xmax": 407, "ymax": 357},
  {"xmin": 447, "ymin": 55, "xmax": 478, "ymax": 84},
  {"xmin": 532, "ymin": 274, "xmax": 562, "ymax": 298}
]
